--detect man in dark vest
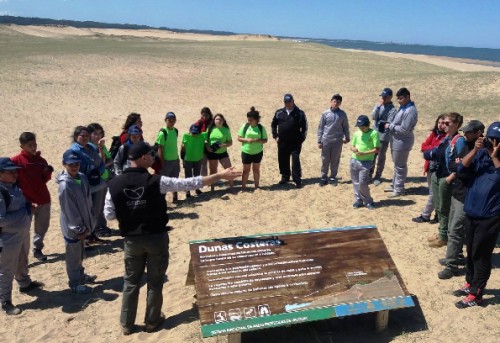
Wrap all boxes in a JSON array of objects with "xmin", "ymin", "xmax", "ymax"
[
  {"xmin": 271, "ymin": 93, "xmax": 308, "ymax": 188},
  {"xmin": 104, "ymin": 142, "xmax": 241, "ymax": 335}
]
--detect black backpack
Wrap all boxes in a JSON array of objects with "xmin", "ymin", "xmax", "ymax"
[
  {"xmin": 242, "ymin": 123, "xmax": 264, "ymax": 139},
  {"xmin": 109, "ymin": 135, "xmax": 122, "ymax": 160}
]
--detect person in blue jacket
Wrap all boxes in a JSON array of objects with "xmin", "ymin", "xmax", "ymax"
[{"xmin": 454, "ymin": 121, "xmax": 500, "ymax": 308}]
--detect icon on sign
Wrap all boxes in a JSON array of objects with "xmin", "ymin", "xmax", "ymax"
[
  {"xmin": 243, "ymin": 307, "xmax": 257, "ymax": 318},
  {"xmin": 258, "ymin": 304, "xmax": 271, "ymax": 316},
  {"xmin": 214, "ymin": 311, "xmax": 227, "ymax": 323},
  {"xmin": 228, "ymin": 308, "xmax": 242, "ymax": 321}
]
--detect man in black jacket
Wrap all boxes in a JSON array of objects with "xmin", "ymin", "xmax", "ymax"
[
  {"xmin": 104, "ymin": 142, "xmax": 241, "ymax": 335},
  {"xmin": 271, "ymin": 93, "xmax": 308, "ymax": 188}
]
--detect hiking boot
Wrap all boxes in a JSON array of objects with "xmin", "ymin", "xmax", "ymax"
[
  {"xmin": 412, "ymin": 215, "xmax": 430, "ymax": 223},
  {"xmin": 83, "ymin": 274, "xmax": 97, "ymax": 284},
  {"xmin": 19, "ymin": 280, "xmax": 44, "ymax": 293},
  {"xmin": 145, "ymin": 312, "xmax": 166, "ymax": 333},
  {"xmin": 1, "ymin": 301, "xmax": 22, "ymax": 315},
  {"xmin": 455, "ymin": 294, "xmax": 482, "ymax": 309},
  {"xmin": 429, "ymin": 239, "xmax": 447, "ymax": 248},
  {"xmin": 320, "ymin": 179, "xmax": 328, "ymax": 186},
  {"xmin": 71, "ymin": 285, "xmax": 93, "ymax": 294},
  {"xmin": 353, "ymin": 201, "xmax": 364, "ymax": 209},
  {"xmin": 438, "ymin": 268, "xmax": 459, "ymax": 280},
  {"xmin": 122, "ymin": 325, "xmax": 136, "ymax": 336},
  {"xmin": 427, "ymin": 234, "xmax": 439, "ymax": 242},
  {"xmin": 439, "ymin": 256, "xmax": 466, "ymax": 267},
  {"xmin": 33, "ymin": 249, "xmax": 47, "ymax": 261},
  {"xmin": 452, "ymin": 283, "xmax": 471, "ymax": 297}
]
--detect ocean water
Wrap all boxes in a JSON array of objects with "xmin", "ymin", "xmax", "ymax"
[{"xmin": 288, "ymin": 38, "xmax": 500, "ymax": 64}]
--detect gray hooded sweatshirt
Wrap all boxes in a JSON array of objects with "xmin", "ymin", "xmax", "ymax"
[{"xmin": 56, "ymin": 170, "xmax": 94, "ymax": 241}]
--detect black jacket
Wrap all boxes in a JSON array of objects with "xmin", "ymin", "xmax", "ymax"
[{"xmin": 271, "ymin": 106, "xmax": 308, "ymax": 144}]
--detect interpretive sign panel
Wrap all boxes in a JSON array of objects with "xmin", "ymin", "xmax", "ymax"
[{"xmin": 189, "ymin": 225, "xmax": 414, "ymax": 338}]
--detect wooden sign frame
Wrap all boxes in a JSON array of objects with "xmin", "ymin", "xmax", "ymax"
[{"xmin": 188, "ymin": 225, "xmax": 414, "ymax": 338}]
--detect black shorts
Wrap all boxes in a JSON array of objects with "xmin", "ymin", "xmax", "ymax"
[
  {"xmin": 241, "ymin": 151, "xmax": 263, "ymax": 164},
  {"xmin": 207, "ymin": 151, "xmax": 229, "ymax": 161}
]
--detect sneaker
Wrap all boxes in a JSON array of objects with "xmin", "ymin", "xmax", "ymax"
[
  {"xmin": 373, "ymin": 179, "xmax": 381, "ymax": 186},
  {"xmin": 429, "ymin": 214, "xmax": 439, "ymax": 224},
  {"xmin": 33, "ymin": 249, "xmax": 47, "ymax": 261},
  {"xmin": 366, "ymin": 203, "xmax": 376, "ymax": 210},
  {"xmin": 352, "ymin": 201, "xmax": 364, "ymax": 209},
  {"xmin": 330, "ymin": 178, "xmax": 338, "ymax": 186},
  {"xmin": 145, "ymin": 312, "xmax": 166, "ymax": 333},
  {"xmin": 452, "ymin": 283, "xmax": 471, "ymax": 297},
  {"xmin": 438, "ymin": 268, "xmax": 459, "ymax": 280},
  {"xmin": 412, "ymin": 215, "xmax": 430, "ymax": 223},
  {"xmin": 429, "ymin": 239, "xmax": 447, "ymax": 248},
  {"xmin": 278, "ymin": 178, "xmax": 289, "ymax": 185},
  {"xmin": 71, "ymin": 285, "xmax": 93, "ymax": 294},
  {"xmin": 1, "ymin": 301, "xmax": 22, "ymax": 315},
  {"xmin": 83, "ymin": 274, "xmax": 97, "ymax": 284},
  {"xmin": 383, "ymin": 185, "xmax": 394, "ymax": 192},
  {"xmin": 295, "ymin": 182, "xmax": 303, "ymax": 189},
  {"xmin": 455, "ymin": 294, "xmax": 482, "ymax": 309},
  {"xmin": 320, "ymin": 179, "xmax": 328, "ymax": 186},
  {"xmin": 387, "ymin": 192, "xmax": 402, "ymax": 199},
  {"xmin": 195, "ymin": 189, "xmax": 203, "ymax": 195},
  {"xmin": 19, "ymin": 280, "xmax": 44, "ymax": 293}
]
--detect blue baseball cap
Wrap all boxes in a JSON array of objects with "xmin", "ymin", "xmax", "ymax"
[
  {"xmin": 128, "ymin": 125, "xmax": 143, "ymax": 135},
  {"xmin": 62, "ymin": 150, "xmax": 81, "ymax": 165},
  {"xmin": 284, "ymin": 93, "xmax": 294, "ymax": 103},
  {"xmin": 165, "ymin": 111, "xmax": 176, "ymax": 120},
  {"xmin": 189, "ymin": 123, "xmax": 201, "ymax": 134},
  {"xmin": 0, "ymin": 157, "xmax": 21, "ymax": 172},
  {"xmin": 486, "ymin": 121, "xmax": 500, "ymax": 140},
  {"xmin": 355, "ymin": 115, "xmax": 370, "ymax": 127},
  {"xmin": 380, "ymin": 88, "xmax": 393, "ymax": 97}
]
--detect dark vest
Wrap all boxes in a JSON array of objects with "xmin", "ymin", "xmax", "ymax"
[{"xmin": 108, "ymin": 167, "xmax": 168, "ymax": 236}]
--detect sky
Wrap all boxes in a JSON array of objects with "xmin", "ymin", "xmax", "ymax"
[{"xmin": 1, "ymin": 0, "xmax": 500, "ymax": 49}]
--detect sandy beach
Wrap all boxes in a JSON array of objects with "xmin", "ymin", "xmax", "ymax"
[{"xmin": 0, "ymin": 25, "xmax": 499, "ymax": 343}]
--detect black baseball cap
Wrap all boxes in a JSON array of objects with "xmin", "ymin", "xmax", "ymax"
[{"xmin": 128, "ymin": 142, "xmax": 154, "ymax": 160}]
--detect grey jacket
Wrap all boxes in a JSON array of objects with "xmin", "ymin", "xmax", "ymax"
[
  {"xmin": 317, "ymin": 108, "xmax": 350, "ymax": 145},
  {"xmin": 0, "ymin": 182, "xmax": 31, "ymax": 234},
  {"xmin": 371, "ymin": 102, "xmax": 397, "ymax": 142},
  {"xmin": 113, "ymin": 144, "xmax": 131, "ymax": 176},
  {"xmin": 56, "ymin": 170, "xmax": 94, "ymax": 241},
  {"xmin": 388, "ymin": 102, "xmax": 418, "ymax": 151}
]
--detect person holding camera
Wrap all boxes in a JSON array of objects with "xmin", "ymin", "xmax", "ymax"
[
  {"xmin": 454, "ymin": 121, "xmax": 500, "ymax": 308},
  {"xmin": 424, "ymin": 113, "xmax": 466, "ymax": 248},
  {"xmin": 371, "ymin": 88, "xmax": 397, "ymax": 186},
  {"xmin": 206, "ymin": 113, "xmax": 234, "ymax": 191},
  {"xmin": 412, "ymin": 114, "xmax": 446, "ymax": 223}
]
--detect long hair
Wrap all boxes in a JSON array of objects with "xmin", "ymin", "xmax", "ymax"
[
  {"xmin": 209, "ymin": 113, "xmax": 230, "ymax": 130},
  {"xmin": 431, "ymin": 114, "xmax": 446, "ymax": 132},
  {"xmin": 122, "ymin": 112, "xmax": 141, "ymax": 130}
]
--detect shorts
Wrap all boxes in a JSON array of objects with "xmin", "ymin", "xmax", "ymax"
[
  {"xmin": 160, "ymin": 159, "xmax": 180, "ymax": 177},
  {"xmin": 207, "ymin": 151, "xmax": 229, "ymax": 161},
  {"xmin": 241, "ymin": 151, "xmax": 263, "ymax": 164}
]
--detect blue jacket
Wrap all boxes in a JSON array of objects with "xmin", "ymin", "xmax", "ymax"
[{"xmin": 458, "ymin": 148, "xmax": 500, "ymax": 218}]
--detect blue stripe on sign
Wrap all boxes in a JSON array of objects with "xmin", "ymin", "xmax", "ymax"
[{"xmin": 335, "ymin": 296, "xmax": 414, "ymax": 317}]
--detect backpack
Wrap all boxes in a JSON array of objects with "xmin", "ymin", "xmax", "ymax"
[
  {"xmin": 109, "ymin": 135, "xmax": 122, "ymax": 160},
  {"xmin": 242, "ymin": 123, "xmax": 264, "ymax": 139},
  {"xmin": 0, "ymin": 186, "xmax": 11, "ymax": 211},
  {"xmin": 151, "ymin": 127, "xmax": 179, "ymax": 174}
]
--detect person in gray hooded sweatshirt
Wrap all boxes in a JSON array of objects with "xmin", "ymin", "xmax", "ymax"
[
  {"xmin": 0, "ymin": 157, "xmax": 43, "ymax": 315},
  {"xmin": 56, "ymin": 150, "xmax": 97, "ymax": 294},
  {"xmin": 384, "ymin": 87, "xmax": 418, "ymax": 197}
]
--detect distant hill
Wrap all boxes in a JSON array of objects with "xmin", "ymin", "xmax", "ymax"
[{"xmin": 0, "ymin": 15, "xmax": 237, "ymax": 36}]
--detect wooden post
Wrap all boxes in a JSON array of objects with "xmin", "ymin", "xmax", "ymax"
[
  {"xmin": 227, "ymin": 332, "xmax": 241, "ymax": 343},
  {"xmin": 375, "ymin": 310, "xmax": 389, "ymax": 331}
]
